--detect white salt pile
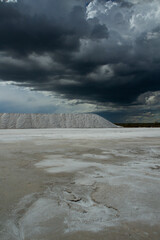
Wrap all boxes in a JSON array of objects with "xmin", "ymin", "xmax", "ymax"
[{"xmin": 0, "ymin": 113, "xmax": 117, "ymax": 128}]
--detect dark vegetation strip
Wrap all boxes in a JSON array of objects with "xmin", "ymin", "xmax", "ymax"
[{"xmin": 115, "ymin": 123, "xmax": 160, "ymax": 128}]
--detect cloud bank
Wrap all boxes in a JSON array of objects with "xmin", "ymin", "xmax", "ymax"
[{"xmin": 0, "ymin": 0, "xmax": 160, "ymax": 122}]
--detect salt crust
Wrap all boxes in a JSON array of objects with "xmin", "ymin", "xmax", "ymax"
[
  {"xmin": 1, "ymin": 129, "xmax": 160, "ymax": 239},
  {"xmin": 0, "ymin": 128, "xmax": 160, "ymax": 143},
  {"xmin": 4, "ymin": 144, "xmax": 160, "ymax": 239}
]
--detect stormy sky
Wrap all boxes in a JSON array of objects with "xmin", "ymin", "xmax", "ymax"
[{"xmin": 0, "ymin": 0, "xmax": 160, "ymax": 122}]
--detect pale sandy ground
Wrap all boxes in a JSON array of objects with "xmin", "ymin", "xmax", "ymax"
[{"xmin": 0, "ymin": 128, "xmax": 160, "ymax": 240}]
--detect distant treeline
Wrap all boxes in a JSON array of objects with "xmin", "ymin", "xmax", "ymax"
[{"xmin": 115, "ymin": 123, "xmax": 160, "ymax": 128}]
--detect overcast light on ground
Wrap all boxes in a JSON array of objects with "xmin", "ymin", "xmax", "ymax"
[{"xmin": 0, "ymin": 128, "xmax": 160, "ymax": 240}]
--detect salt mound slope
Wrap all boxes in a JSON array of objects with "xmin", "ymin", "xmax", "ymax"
[{"xmin": 0, "ymin": 113, "xmax": 117, "ymax": 129}]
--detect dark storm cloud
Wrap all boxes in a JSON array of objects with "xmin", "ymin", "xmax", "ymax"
[
  {"xmin": 0, "ymin": 0, "xmax": 160, "ymax": 109},
  {"xmin": 0, "ymin": 2, "xmax": 80, "ymax": 54},
  {"xmin": 0, "ymin": 0, "xmax": 108, "ymax": 54}
]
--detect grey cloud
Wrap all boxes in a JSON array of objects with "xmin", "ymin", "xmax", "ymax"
[
  {"xmin": 137, "ymin": 91, "xmax": 160, "ymax": 106},
  {"xmin": 0, "ymin": 0, "xmax": 160, "ymax": 120}
]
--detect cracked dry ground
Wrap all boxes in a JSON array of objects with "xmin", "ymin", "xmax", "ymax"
[{"xmin": 0, "ymin": 129, "xmax": 160, "ymax": 240}]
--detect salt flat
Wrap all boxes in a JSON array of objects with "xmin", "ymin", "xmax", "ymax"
[{"xmin": 0, "ymin": 128, "xmax": 160, "ymax": 240}]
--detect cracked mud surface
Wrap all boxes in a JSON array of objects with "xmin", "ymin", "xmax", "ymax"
[{"xmin": 0, "ymin": 128, "xmax": 160, "ymax": 240}]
